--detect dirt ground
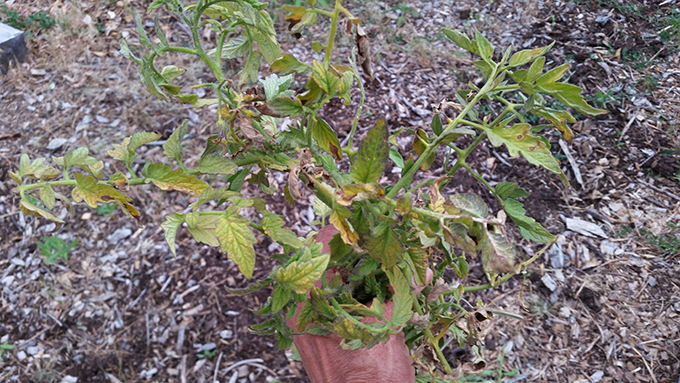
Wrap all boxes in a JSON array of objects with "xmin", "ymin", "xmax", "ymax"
[{"xmin": 1, "ymin": 0, "xmax": 679, "ymax": 382}]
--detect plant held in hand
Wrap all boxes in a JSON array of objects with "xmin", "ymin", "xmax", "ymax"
[{"xmin": 10, "ymin": 0, "xmax": 605, "ymax": 379}]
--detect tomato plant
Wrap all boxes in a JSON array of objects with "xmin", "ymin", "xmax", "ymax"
[{"xmin": 10, "ymin": 0, "xmax": 605, "ymax": 379}]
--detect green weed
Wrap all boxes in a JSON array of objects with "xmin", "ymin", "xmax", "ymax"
[
  {"xmin": 640, "ymin": 224, "xmax": 680, "ymax": 255},
  {"xmin": 0, "ymin": 341, "xmax": 14, "ymax": 363},
  {"xmin": 97, "ymin": 202, "xmax": 117, "ymax": 217},
  {"xmin": 38, "ymin": 236, "xmax": 78, "ymax": 265},
  {"xmin": 0, "ymin": 5, "xmax": 56, "ymax": 39}
]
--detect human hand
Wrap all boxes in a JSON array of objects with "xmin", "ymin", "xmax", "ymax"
[{"xmin": 287, "ymin": 226, "xmax": 432, "ymax": 383}]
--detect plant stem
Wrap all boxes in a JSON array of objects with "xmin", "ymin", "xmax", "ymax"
[
  {"xmin": 386, "ymin": 65, "xmax": 500, "ymax": 199},
  {"xmin": 346, "ymin": 48, "xmax": 365, "ymax": 155},
  {"xmin": 323, "ymin": 0, "xmax": 342, "ymax": 66},
  {"xmin": 424, "ymin": 327, "xmax": 453, "ymax": 374},
  {"xmin": 445, "ymin": 131, "xmax": 487, "ymax": 178}
]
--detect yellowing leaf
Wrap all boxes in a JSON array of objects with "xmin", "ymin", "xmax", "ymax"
[
  {"xmin": 194, "ymin": 136, "xmax": 237, "ymax": 175},
  {"xmin": 273, "ymin": 253, "xmax": 330, "ymax": 294},
  {"xmin": 449, "ymin": 193, "xmax": 488, "ymax": 218},
  {"xmin": 310, "ymin": 117, "xmax": 342, "ymax": 160},
  {"xmin": 485, "ymin": 123, "xmax": 567, "ymax": 184},
  {"xmin": 312, "ymin": 60, "xmax": 340, "ymax": 94},
  {"xmin": 330, "ymin": 207, "xmax": 359, "ymax": 245},
  {"xmin": 40, "ymin": 183, "xmax": 56, "ymax": 209},
  {"xmin": 536, "ymin": 82, "xmax": 608, "ymax": 116},
  {"xmin": 54, "ymin": 147, "xmax": 104, "ymax": 179},
  {"xmin": 350, "ymin": 119, "xmax": 388, "ymax": 184},
  {"xmin": 161, "ymin": 212, "xmax": 185, "ymax": 256},
  {"xmin": 108, "ymin": 131, "xmax": 161, "ymax": 167},
  {"xmin": 18, "ymin": 154, "xmax": 59, "ymax": 180},
  {"xmin": 163, "ymin": 120, "xmax": 188, "ymax": 163},
  {"xmin": 385, "ymin": 267, "xmax": 413, "ymax": 328},
  {"xmin": 186, "ymin": 212, "xmax": 220, "ymax": 247},
  {"xmin": 261, "ymin": 212, "xmax": 303, "ymax": 248},
  {"xmin": 142, "ymin": 162, "xmax": 209, "ymax": 196},
  {"xmin": 20, "ymin": 198, "xmax": 63, "ymax": 223},
  {"xmin": 508, "ymin": 42, "xmax": 554, "ymax": 67},
  {"xmin": 71, "ymin": 173, "xmax": 141, "ymax": 225},
  {"xmin": 215, "ymin": 212, "xmax": 257, "ymax": 278},
  {"xmin": 475, "ymin": 224, "xmax": 518, "ymax": 275},
  {"xmin": 365, "ymin": 227, "xmax": 403, "ymax": 269},
  {"xmin": 530, "ymin": 107, "xmax": 576, "ymax": 143},
  {"xmin": 270, "ymin": 53, "xmax": 310, "ymax": 75},
  {"xmin": 337, "ymin": 183, "xmax": 385, "ymax": 206}
]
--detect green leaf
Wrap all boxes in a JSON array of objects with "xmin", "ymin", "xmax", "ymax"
[
  {"xmin": 163, "ymin": 120, "xmax": 188, "ymax": 163},
  {"xmin": 270, "ymin": 53, "xmax": 311, "ymax": 75},
  {"xmin": 273, "ymin": 253, "xmax": 330, "ymax": 294},
  {"xmin": 449, "ymin": 193, "xmax": 488, "ymax": 218},
  {"xmin": 40, "ymin": 183, "xmax": 56, "ymax": 209},
  {"xmin": 385, "ymin": 267, "xmax": 413, "ymax": 328},
  {"xmin": 535, "ymin": 83, "xmax": 608, "ymax": 116},
  {"xmin": 351, "ymin": 119, "xmax": 388, "ymax": 184},
  {"xmin": 312, "ymin": 60, "xmax": 340, "ymax": 94},
  {"xmin": 18, "ymin": 155, "xmax": 59, "ymax": 180},
  {"xmin": 260, "ymin": 73, "xmax": 293, "ymax": 101},
  {"xmin": 474, "ymin": 60, "xmax": 493, "ymax": 80},
  {"xmin": 502, "ymin": 199, "xmax": 555, "ymax": 243},
  {"xmin": 431, "ymin": 113, "xmax": 443, "ymax": 135},
  {"xmin": 216, "ymin": 211, "xmax": 257, "ymax": 278},
  {"xmin": 485, "ymin": 123, "xmax": 567, "ymax": 183},
  {"xmin": 508, "ymin": 42, "xmax": 554, "ymax": 67},
  {"xmin": 310, "ymin": 288, "xmax": 337, "ymax": 319},
  {"xmin": 495, "ymin": 182, "xmax": 529, "ymax": 199},
  {"xmin": 108, "ymin": 131, "xmax": 161, "ymax": 168},
  {"xmin": 271, "ymin": 285, "xmax": 291, "ymax": 314},
  {"xmin": 365, "ymin": 227, "xmax": 403, "ymax": 269},
  {"xmin": 54, "ymin": 147, "xmax": 104, "ymax": 179},
  {"xmin": 311, "ymin": 117, "xmax": 342, "ymax": 160},
  {"xmin": 214, "ymin": 36, "xmax": 250, "ymax": 59},
  {"xmin": 225, "ymin": 279, "xmax": 271, "ymax": 295},
  {"xmin": 119, "ymin": 38, "xmax": 141, "ymax": 64},
  {"xmin": 135, "ymin": 14, "xmax": 153, "ymax": 49},
  {"xmin": 389, "ymin": 148, "xmax": 404, "ymax": 168},
  {"xmin": 526, "ymin": 56, "xmax": 545, "ymax": 83},
  {"xmin": 160, "ymin": 65, "xmax": 185, "ymax": 82},
  {"xmin": 296, "ymin": 303, "xmax": 318, "ymax": 332},
  {"xmin": 536, "ymin": 63, "xmax": 569, "ymax": 85},
  {"xmin": 194, "ymin": 136, "xmax": 238, "ymax": 175},
  {"xmin": 154, "ymin": 16, "xmax": 168, "ymax": 47},
  {"xmin": 268, "ymin": 97, "xmax": 304, "ymax": 117},
  {"xmin": 442, "ymin": 29, "xmax": 475, "ymax": 53},
  {"xmin": 404, "ymin": 249, "xmax": 428, "ymax": 286},
  {"xmin": 239, "ymin": 50, "xmax": 261, "ymax": 85},
  {"xmin": 142, "ymin": 162, "xmax": 210, "ymax": 196},
  {"xmin": 261, "ymin": 212, "xmax": 304, "ymax": 248},
  {"xmin": 474, "ymin": 29, "xmax": 494, "ymax": 61},
  {"xmin": 161, "ymin": 212, "xmax": 185, "ymax": 256}
]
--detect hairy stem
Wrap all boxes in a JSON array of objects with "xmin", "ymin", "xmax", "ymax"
[{"xmin": 323, "ymin": 0, "xmax": 342, "ymax": 66}]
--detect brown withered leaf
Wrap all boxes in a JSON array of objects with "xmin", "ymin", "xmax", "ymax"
[
  {"xmin": 407, "ymin": 312, "xmax": 430, "ymax": 328},
  {"xmin": 288, "ymin": 166, "xmax": 303, "ymax": 200},
  {"xmin": 355, "ymin": 25, "xmax": 373, "ymax": 79},
  {"xmin": 239, "ymin": 118, "xmax": 265, "ymax": 142},
  {"xmin": 426, "ymin": 278, "xmax": 449, "ymax": 303}
]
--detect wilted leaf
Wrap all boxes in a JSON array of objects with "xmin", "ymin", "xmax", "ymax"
[
  {"xmin": 39, "ymin": 183, "xmax": 56, "ymax": 209},
  {"xmin": 442, "ymin": 29, "xmax": 476, "ymax": 53},
  {"xmin": 296, "ymin": 303, "xmax": 318, "ymax": 332},
  {"xmin": 271, "ymin": 285, "xmax": 291, "ymax": 314},
  {"xmin": 412, "ymin": 129, "xmax": 435, "ymax": 171},
  {"xmin": 530, "ymin": 107, "xmax": 576, "ymax": 143},
  {"xmin": 337, "ymin": 183, "xmax": 384, "ymax": 206},
  {"xmin": 71, "ymin": 173, "xmax": 141, "ymax": 224},
  {"xmin": 330, "ymin": 207, "xmax": 359, "ymax": 245},
  {"xmin": 239, "ymin": 50, "xmax": 261, "ymax": 85},
  {"xmin": 54, "ymin": 147, "xmax": 104, "ymax": 179},
  {"xmin": 475, "ymin": 224, "xmax": 518, "ymax": 274},
  {"xmin": 474, "ymin": 29, "xmax": 494, "ymax": 61},
  {"xmin": 449, "ymin": 194, "xmax": 488, "ymax": 218},
  {"xmin": 142, "ymin": 162, "xmax": 209, "ymax": 196},
  {"xmin": 536, "ymin": 83, "xmax": 608, "ymax": 116},
  {"xmin": 508, "ymin": 42, "xmax": 554, "ymax": 67},
  {"xmin": 20, "ymin": 198, "xmax": 64, "ymax": 223},
  {"xmin": 18, "ymin": 155, "xmax": 59, "ymax": 180},
  {"xmin": 268, "ymin": 97, "xmax": 304, "ymax": 117}
]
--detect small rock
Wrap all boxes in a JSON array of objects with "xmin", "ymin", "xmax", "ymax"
[
  {"xmin": 600, "ymin": 241, "xmax": 618, "ymax": 256},
  {"xmin": 196, "ymin": 343, "xmax": 216, "ymax": 352},
  {"xmin": 590, "ymin": 370, "xmax": 604, "ymax": 382},
  {"xmin": 237, "ymin": 365, "xmax": 249, "ymax": 378},
  {"xmin": 549, "ymin": 243, "xmax": 564, "ymax": 269},
  {"xmin": 108, "ymin": 227, "xmax": 132, "ymax": 244},
  {"xmin": 140, "ymin": 368, "xmax": 158, "ymax": 380},
  {"xmin": 554, "ymin": 269, "xmax": 565, "ymax": 282},
  {"xmin": 95, "ymin": 115, "xmax": 109, "ymax": 123},
  {"xmin": 76, "ymin": 115, "xmax": 93, "ymax": 132},
  {"xmin": 541, "ymin": 274, "xmax": 558, "ymax": 292},
  {"xmin": 46, "ymin": 138, "xmax": 68, "ymax": 150},
  {"xmin": 30, "ymin": 69, "xmax": 47, "ymax": 76},
  {"xmin": 27, "ymin": 346, "xmax": 39, "ymax": 356},
  {"xmin": 17, "ymin": 350, "xmax": 27, "ymax": 361},
  {"xmin": 648, "ymin": 277, "xmax": 657, "ymax": 287},
  {"xmin": 60, "ymin": 377, "xmax": 77, "ymax": 383},
  {"xmin": 595, "ymin": 15, "xmax": 610, "ymax": 25},
  {"xmin": 1, "ymin": 275, "xmax": 15, "ymax": 285},
  {"xmin": 220, "ymin": 329, "xmax": 233, "ymax": 339}
]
